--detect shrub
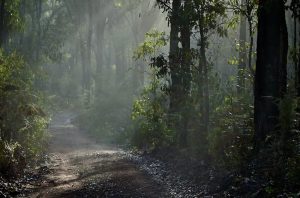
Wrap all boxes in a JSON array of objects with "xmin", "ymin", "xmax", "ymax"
[
  {"xmin": 0, "ymin": 50, "xmax": 48, "ymax": 177},
  {"xmin": 208, "ymin": 92, "xmax": 254, "ymax": 169},
  {"xmin": 130, "ymin": 77, "xmax": 174, "ymax": 151}
]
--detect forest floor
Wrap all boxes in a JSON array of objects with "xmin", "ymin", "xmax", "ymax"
[{"xmin": 21, "ymin": 112, "xmax": 167, "ymax": 198}]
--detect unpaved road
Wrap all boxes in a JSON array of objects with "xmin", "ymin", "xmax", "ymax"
[{"xmin": 27, "ymin": 112, "xmax": 165, "ymax": 198}]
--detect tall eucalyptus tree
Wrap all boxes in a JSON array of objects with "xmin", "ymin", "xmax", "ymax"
[{"xmin": 254, "ymin": 0, "xmax": 288, "ymax": 150}]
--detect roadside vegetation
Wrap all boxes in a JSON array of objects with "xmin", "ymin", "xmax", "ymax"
[{"xmin": 0, "ymin": 0, "xmax": 299, "ymax": 197}]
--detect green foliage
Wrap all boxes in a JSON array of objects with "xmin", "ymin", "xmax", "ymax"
[
  {"xmin": 0, "ymin": 50, "xmax": 48, "ymax": 176},
  {"xmin": 208, "ymin": 84, "xmax": 254, "ymax": 169},
  {"xmin": 0, "ymin": 141, "xmax": 24, "ymax": 177},
  {"xmin": 244, "ymin": 95, "xmax": 300, "ymax": 194},
  {"xmin": 193, "ymin": 0, "xmax": 227, "ymax": 35},
  {"xmin": 277, "ymin": 96, "xmax": 300, "ymax": 188},
  {"xmin": 278, "ymin": 95, "xmax": 297, "ymax": 137},
  {"xmin": 19, "ymin": 115, "xmax": 48, "ymax": 157},
  {"xmin": 40, "ymin": 5, "xmax": 75, "ymax": 62},
  {"xmin": 0, "ymin": 50, "xmax": 29, "ymax": 88},
  {"xmin": 131, "ymin": 77, "xmax": 173, "ymax": 150},
  {"xmin": 134, "ymin": 30, "xmax": 167, "ymax": 60},
  {"xmin": 289, "ymin": 46, "xmax": 299, "ymax": 66},
  {"xmin": 286, "ymin": 155, "xmax": 300, "ymax": 189},
  {"xmin": 205, "ymin": 63, "xmax": 254, "ymax": 168},
  {"xmin": 129, "ymin": 29, "xmax": 172, "ymax": 150},
  {"xmin": 78, "ymin": 29, "xmax": 170, "ymax": 146},
  {"xmin": 226, "ymin": 0, "xmax": 258, "ymax": 28},
  {"xmin": 3, "ymin": 0, "xmax": 23, "ymax": 31},
  {"xmin": 227, "ymin": 14, "xmax": 240, "ymax": 29}
]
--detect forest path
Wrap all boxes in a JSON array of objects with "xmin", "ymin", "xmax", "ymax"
[{"xmin": 28, "ymin": 111, "xmax": 165, "ymax": 198}]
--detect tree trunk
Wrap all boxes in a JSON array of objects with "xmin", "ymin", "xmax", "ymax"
[
  {"xmin": 168, "ymin": 0, "xmax": 182, "ymax": 147},
  {"xmin": 248, "ymin": 19, "xmax": 255, "ymax": 76},
  {"xmin": 77, "ymin": 8, "xmax": 87, "ymax": 96},
  {"xmin": 79, "ymin": 32, "xmax": 87, "ymax": 93},
  {"xmin": 95, "ymin": 21, "xmax": 105, "ymax": 74},
  {"xmin": 169, "ymin": 0, "xmax": 181, "ymax": 117},
  {"xmin": 254, "ymin": 0, "xmax": 288, "ymax": 150},
  {"xmin": 95, "ymin": 20, "xmax": 105, "ymax": 97},
  {"xmin": 0, "ymin": 0, "xmax": 6, "ymax": 48},
  {"xmin": 132, "ymin": 35, "xmax": 141, "ymax": 90},
  {"xmin": 198, "ymin": 8, "xmax": 209, "ymax": 135},
  {"xmin": 178, "ymin": 0, "xmax": 192, "ymax": 148},
  {"xmin": 237, "ymin": 0, "xmax": 247, "ymax": 93},
  {"xmin": 86, "ymin": 2, "xmax": 93, "ymax": 105},
  {"xmin": 19, "ymin": 0, "xmax": 26, "ymax": 48},
  {"xmin": 297, "ymin": 17, "xmax": 300, "ymax": 97},
  {"xmin": 35, "ymin": 0, "xmax": 42, "ymax": 61},
  {"xmin": 115, "ymin": 47, "xmax": 125, "ymax": 86}
]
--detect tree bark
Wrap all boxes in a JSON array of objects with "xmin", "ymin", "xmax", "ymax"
[
  {"xmin": 95, "ymin": 19, "xmax": 105, "ymax": 97},
  {"xmin": 115, "ymin": 46, "xmax": 125, "ymax": 86},
  {"xmin": 95, "ymin": 21, "xmax": 105, "ymax": 74},
  {"xmin": 297, "ymin": 17, "xmax": 300, "ymax": 97},
  {"xmin": 19, "ymin": 0, "xmax": 26, "ymax": 48},
  {"xmin": 77, "ymin": 9, "xmax": 87, "ymax": 96},
  {"xmin": 35, "ymin": 0, "xmax": 42, "ymax": 61},
  {"xmin": 254, "ymin": 0, "xmax": 288, "ymax": 150},
  {"xmin": 178, "ymin": 0, "xmax": 192, "ymax": 148},
  {"xmin": 168, "ymin": 0, "xmax": 186, "ymax": 148},
  {"xmin": 86, "ymin": 2, "xmax": 93, "ymax": 105},
  {"xmin": 198, "ymin": 6, "xmax": 209, "ymax": 135},
  {"xmin": 0, "ymin": 0, "xmax": 6, "ymax": 48},
  {"xmin": 169, "ymin": 0, "xmax": 181, "ymax": 117},
  {"xmin": 248, "ymin": 18, "xmax": 255, "ymax": 76},
  {"xmin": 238, "ymin": 0, "xmax": 247, "ymax": 93}
]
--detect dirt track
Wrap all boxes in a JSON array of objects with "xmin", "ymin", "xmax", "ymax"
[{"xmin": 28, "ymin": 112, "xmax": 165, "ymax": 198}]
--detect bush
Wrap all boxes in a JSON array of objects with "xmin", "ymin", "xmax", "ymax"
[
  {"xmin": 130, "ymin": 77, "xmax": 174, "ymax": 151},
  {"xmin": 277, "ymin": 96, "xmax": 300, "ymax": 191},
  {"xmin": 0, "ymin": 141, "xmax": 25, "ymax": 177},
  {"xmin": 208, "ymin": 92, "xmax": 254, "ymax": 169},
  {"xmin": 0, "ymin": 50, "xmax": 48, "ymax": 177}
]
